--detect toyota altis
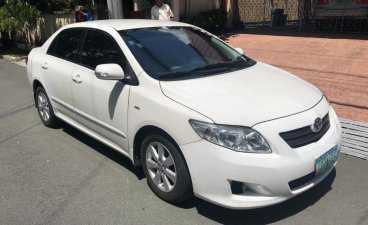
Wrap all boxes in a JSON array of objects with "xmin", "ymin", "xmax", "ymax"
[{"xmin": 27, "ymin": 19, "xmax": 342, "ymax": 209}]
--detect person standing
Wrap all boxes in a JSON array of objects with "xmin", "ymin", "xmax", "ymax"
[
  {"xmin": 151, "ymin": 0, "xmax": 174, "ymax": 21},
  {"xmin": 77, "ymin": 9, "xmax": 94, "ymax": 21}
]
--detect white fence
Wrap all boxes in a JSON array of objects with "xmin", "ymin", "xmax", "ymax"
[{"xmin": 18, "ymin": 13, "xmax": 75, "ymax": 47}]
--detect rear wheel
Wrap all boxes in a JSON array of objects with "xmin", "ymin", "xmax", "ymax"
[
  {"xmin": 141, "ymin": 134, "xmax": 192, "ymax": 204},
  {"xmin": 35, "ymin": 87, "xmax": 60, "ymax": 128}
]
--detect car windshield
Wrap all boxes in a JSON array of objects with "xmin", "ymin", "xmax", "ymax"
[{"xmin": 119, "ymin": 26, "xmax": 256, "ymax": 80}]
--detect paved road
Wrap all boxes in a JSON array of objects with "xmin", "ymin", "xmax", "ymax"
[{"xmin": 0, "ymin": 60, "xmax": 367, "ymax": 225}]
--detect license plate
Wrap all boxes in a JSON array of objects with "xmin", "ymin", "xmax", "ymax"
[{"xmin": 315, "ymin": 145, "xmax": 339, "ymax": 176}]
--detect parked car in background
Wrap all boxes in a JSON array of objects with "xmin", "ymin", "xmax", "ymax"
[{"xmin": 26, "ymin": 19, "xmax": 342, "ymax": 209}]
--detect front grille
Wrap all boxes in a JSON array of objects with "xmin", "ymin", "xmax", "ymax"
[{"xmin": 280, "ymin": 113, "xmax": 330, "ymax": 148}]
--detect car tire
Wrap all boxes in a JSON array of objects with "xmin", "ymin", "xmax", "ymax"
[
  {"xmin": 141, "ymin": 134, "xmax": 193, "ymax": 204},
  {"xmin": 35, "ymin": 87, "xmax": 60, "ymax": 128}
]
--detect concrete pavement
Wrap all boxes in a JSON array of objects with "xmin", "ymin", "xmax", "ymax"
[
  {"xmin": 0, "ymin": 59, "xmax": 367, "ymax": 225},
  {"xmin": 0, "ymin": 59, "xmax": 34, "ymax": 115}
]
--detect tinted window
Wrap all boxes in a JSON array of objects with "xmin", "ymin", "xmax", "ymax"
[
  {"xmin": 47, "ymin": 28, "xmax": 83, "ymax": 62},
  {"xmin": 80, "ymin": 30, "xmax": 126, "ymax": 70},
  {"xmin": 120, "ymin": 27, "xmax": 255, "ymax": 80}
]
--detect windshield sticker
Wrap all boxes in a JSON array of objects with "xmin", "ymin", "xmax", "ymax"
[{"xmin": 128, "ymin": 40, "xmax": 136, "ymax": 46}]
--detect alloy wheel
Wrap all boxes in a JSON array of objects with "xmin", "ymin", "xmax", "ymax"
[{"xmin": 145, "ymin": 141, "xmax": 177, "ymax": 192}]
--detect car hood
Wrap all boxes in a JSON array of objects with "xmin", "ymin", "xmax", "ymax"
[{"xmin": 159, "ymin": 62, "xmax": 323, "ymax": 126}]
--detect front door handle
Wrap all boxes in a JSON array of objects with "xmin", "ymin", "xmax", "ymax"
[
  {"xmin": 41, "ymin": 62, "xmax": 48, "ymax": 69},
  {"xmin": 72, "ymin": 74, "xmax": 82, "ymax": 84}
]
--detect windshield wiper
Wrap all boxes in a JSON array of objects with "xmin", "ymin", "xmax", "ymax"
[
  {"xmin": 156, "ymin": 70, "xmax": 193, "ymax": 80},
  {"xmin": 190, "ymin": 58, "xmax": 245, "ymax": 72},
  {"xmin": 190, "ymin": 63, "xmax": 229, "ymax": 72},
  {"xmin": 156, "ymin": 58, "xmax": 248, "ymax": 80},
  {"xmin": 157, "ymin": 65, "xmax": 232, "ymax": 80}
]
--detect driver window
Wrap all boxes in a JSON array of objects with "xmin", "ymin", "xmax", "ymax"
[{"xmin": 80, "ymin": 30, "xmax": 132, "ymax": 75}]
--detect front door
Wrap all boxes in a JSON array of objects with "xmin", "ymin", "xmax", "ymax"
[{"xmin": 72, "ymin": 29, "xmax": 132, "ymax": 152}]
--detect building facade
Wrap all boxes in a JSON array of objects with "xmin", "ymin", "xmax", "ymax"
[
  {"xmin": 75, "ymin": 0, "xmax": 224, "ymax": 22},
  {"xmin": 74, "ymin": 0, "xmax": 180, "ymax": 21}
]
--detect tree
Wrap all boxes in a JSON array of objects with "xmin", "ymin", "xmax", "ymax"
[
  {"xmin": 0, "ymin": 0, "xmax": 40, "ymax": 48},
  {"xmin": 27, "ymin": 0, "xmax": 73, "ymax": 13}
]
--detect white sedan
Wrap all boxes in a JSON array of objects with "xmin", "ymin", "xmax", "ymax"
[{"xmin": 27, "ymin": 19, "xmax": 342, "ymax": 209}]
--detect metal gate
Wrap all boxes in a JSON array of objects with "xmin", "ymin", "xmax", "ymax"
[
  {"xmin": 313, "ymin": 0, "xmax": 368, "ymax": 33},
  {"xmin": 233, "ymin": 0, "xmax": 368, "ymax": 33},
  {"xmin": 234, "ymin": 0, "xmax": 300, "ymax": 24}
]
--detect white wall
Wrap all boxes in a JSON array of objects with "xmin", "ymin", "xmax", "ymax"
[
  {"xmin": 133, "ymin": 0, "xmax": 151, "ymax": 11},
  {"xmin": 18, "ymin": 13, "xmax": 75, "ymax": 45},
  {"xmin": 107, "ymin": 0, "xmax": 123, "ymax": 18}
]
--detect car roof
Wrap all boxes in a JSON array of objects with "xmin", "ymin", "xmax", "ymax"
[{"xmin": 65, "ymin": 19, "xmax": 191, "ymax": 31}]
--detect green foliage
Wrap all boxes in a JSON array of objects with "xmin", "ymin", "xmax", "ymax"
[
  {"xmin": 51, "ymin": 0, "xmax": 69, "ymax": 11},
  {"xmin": 191, "ymin": 9, "xmax": 227, "ymax": 31},
  {"xmin": 27, "ymin": 0, "xmax": 50, "ymax": 12},
  {"xmin": 27, "ymin": 0, "xmax": 73, "ymax": 13},
  {"xmin": 0, "ymin": 3, "xmax": 19, "ymax": 33},
  {"xmin": 0, "ymin": 0, "xmax": 40, "ymax": 30},
  {"xmin": 0, "ymin": 0, "xmax": 40, "ymax": 44}
]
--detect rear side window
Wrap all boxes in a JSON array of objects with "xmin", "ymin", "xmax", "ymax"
[
  {"xmin": 47, "ymin": 28, "xmax": 83, "ymax": 62},
  {"xmin": 80, "ymin": 30, "xmax": 126, "ymax": 70}
]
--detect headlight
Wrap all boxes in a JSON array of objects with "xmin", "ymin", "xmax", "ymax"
[{"xmin": 189, "ymin": 120, "xmax": 271, "ymax": 153}]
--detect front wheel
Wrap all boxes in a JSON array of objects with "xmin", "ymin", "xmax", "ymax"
[{"xmin": 141, "ymin": 135, "xmax": 193, "ymax": 204}]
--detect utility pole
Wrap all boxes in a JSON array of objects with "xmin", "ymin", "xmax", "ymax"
[
  {"xmin": 299, "ymin": 0, "xmax": 304, "ymax": 32},
  {"xmin": 107, "ymin": 0, "xmax": 123, "ymax": 19}
]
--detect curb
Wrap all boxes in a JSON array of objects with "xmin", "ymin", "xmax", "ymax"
[{"xmin": 1, "ymin": 54, "xmax": 27, "ymax": 62}]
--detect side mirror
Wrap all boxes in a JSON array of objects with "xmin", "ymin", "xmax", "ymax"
[
  {"xmin": 95, "ymin": 64, "xmax": 125, "ymax": 80},
  {"xmin": 234, "ymin": 47, "xmax": 244, "ymax": 55}
]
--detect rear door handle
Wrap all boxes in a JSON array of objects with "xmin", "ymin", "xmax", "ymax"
[
  {"xmin": 72, "ymin": 74, "xmax": 82, "ymax": 84},
  {"xmin": 41, "ymin": 62, "xmax": 48, "ymax": 69}
]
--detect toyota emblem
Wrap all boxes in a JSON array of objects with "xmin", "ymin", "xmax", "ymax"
[{"xmin": 311, "ymin": 118, "xmax": 323, "ymax": 133}]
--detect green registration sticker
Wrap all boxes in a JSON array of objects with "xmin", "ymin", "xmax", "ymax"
[{"xmin": 315, "ymin": 145, "xmax": 339, "ymax": 176}]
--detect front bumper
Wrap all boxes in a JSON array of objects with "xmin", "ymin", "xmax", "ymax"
[{"xmin": 180, "ymin": 103, "xmax": 342, "ymax": 209}]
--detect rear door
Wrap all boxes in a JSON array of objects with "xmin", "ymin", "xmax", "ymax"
[
  {"xmin": 71, "ymin": 29, "xmax": 133, "ymax": 152},
  {"xmin": 41, "ymin": 28, "xmax": 84, "ymax": 121}
]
